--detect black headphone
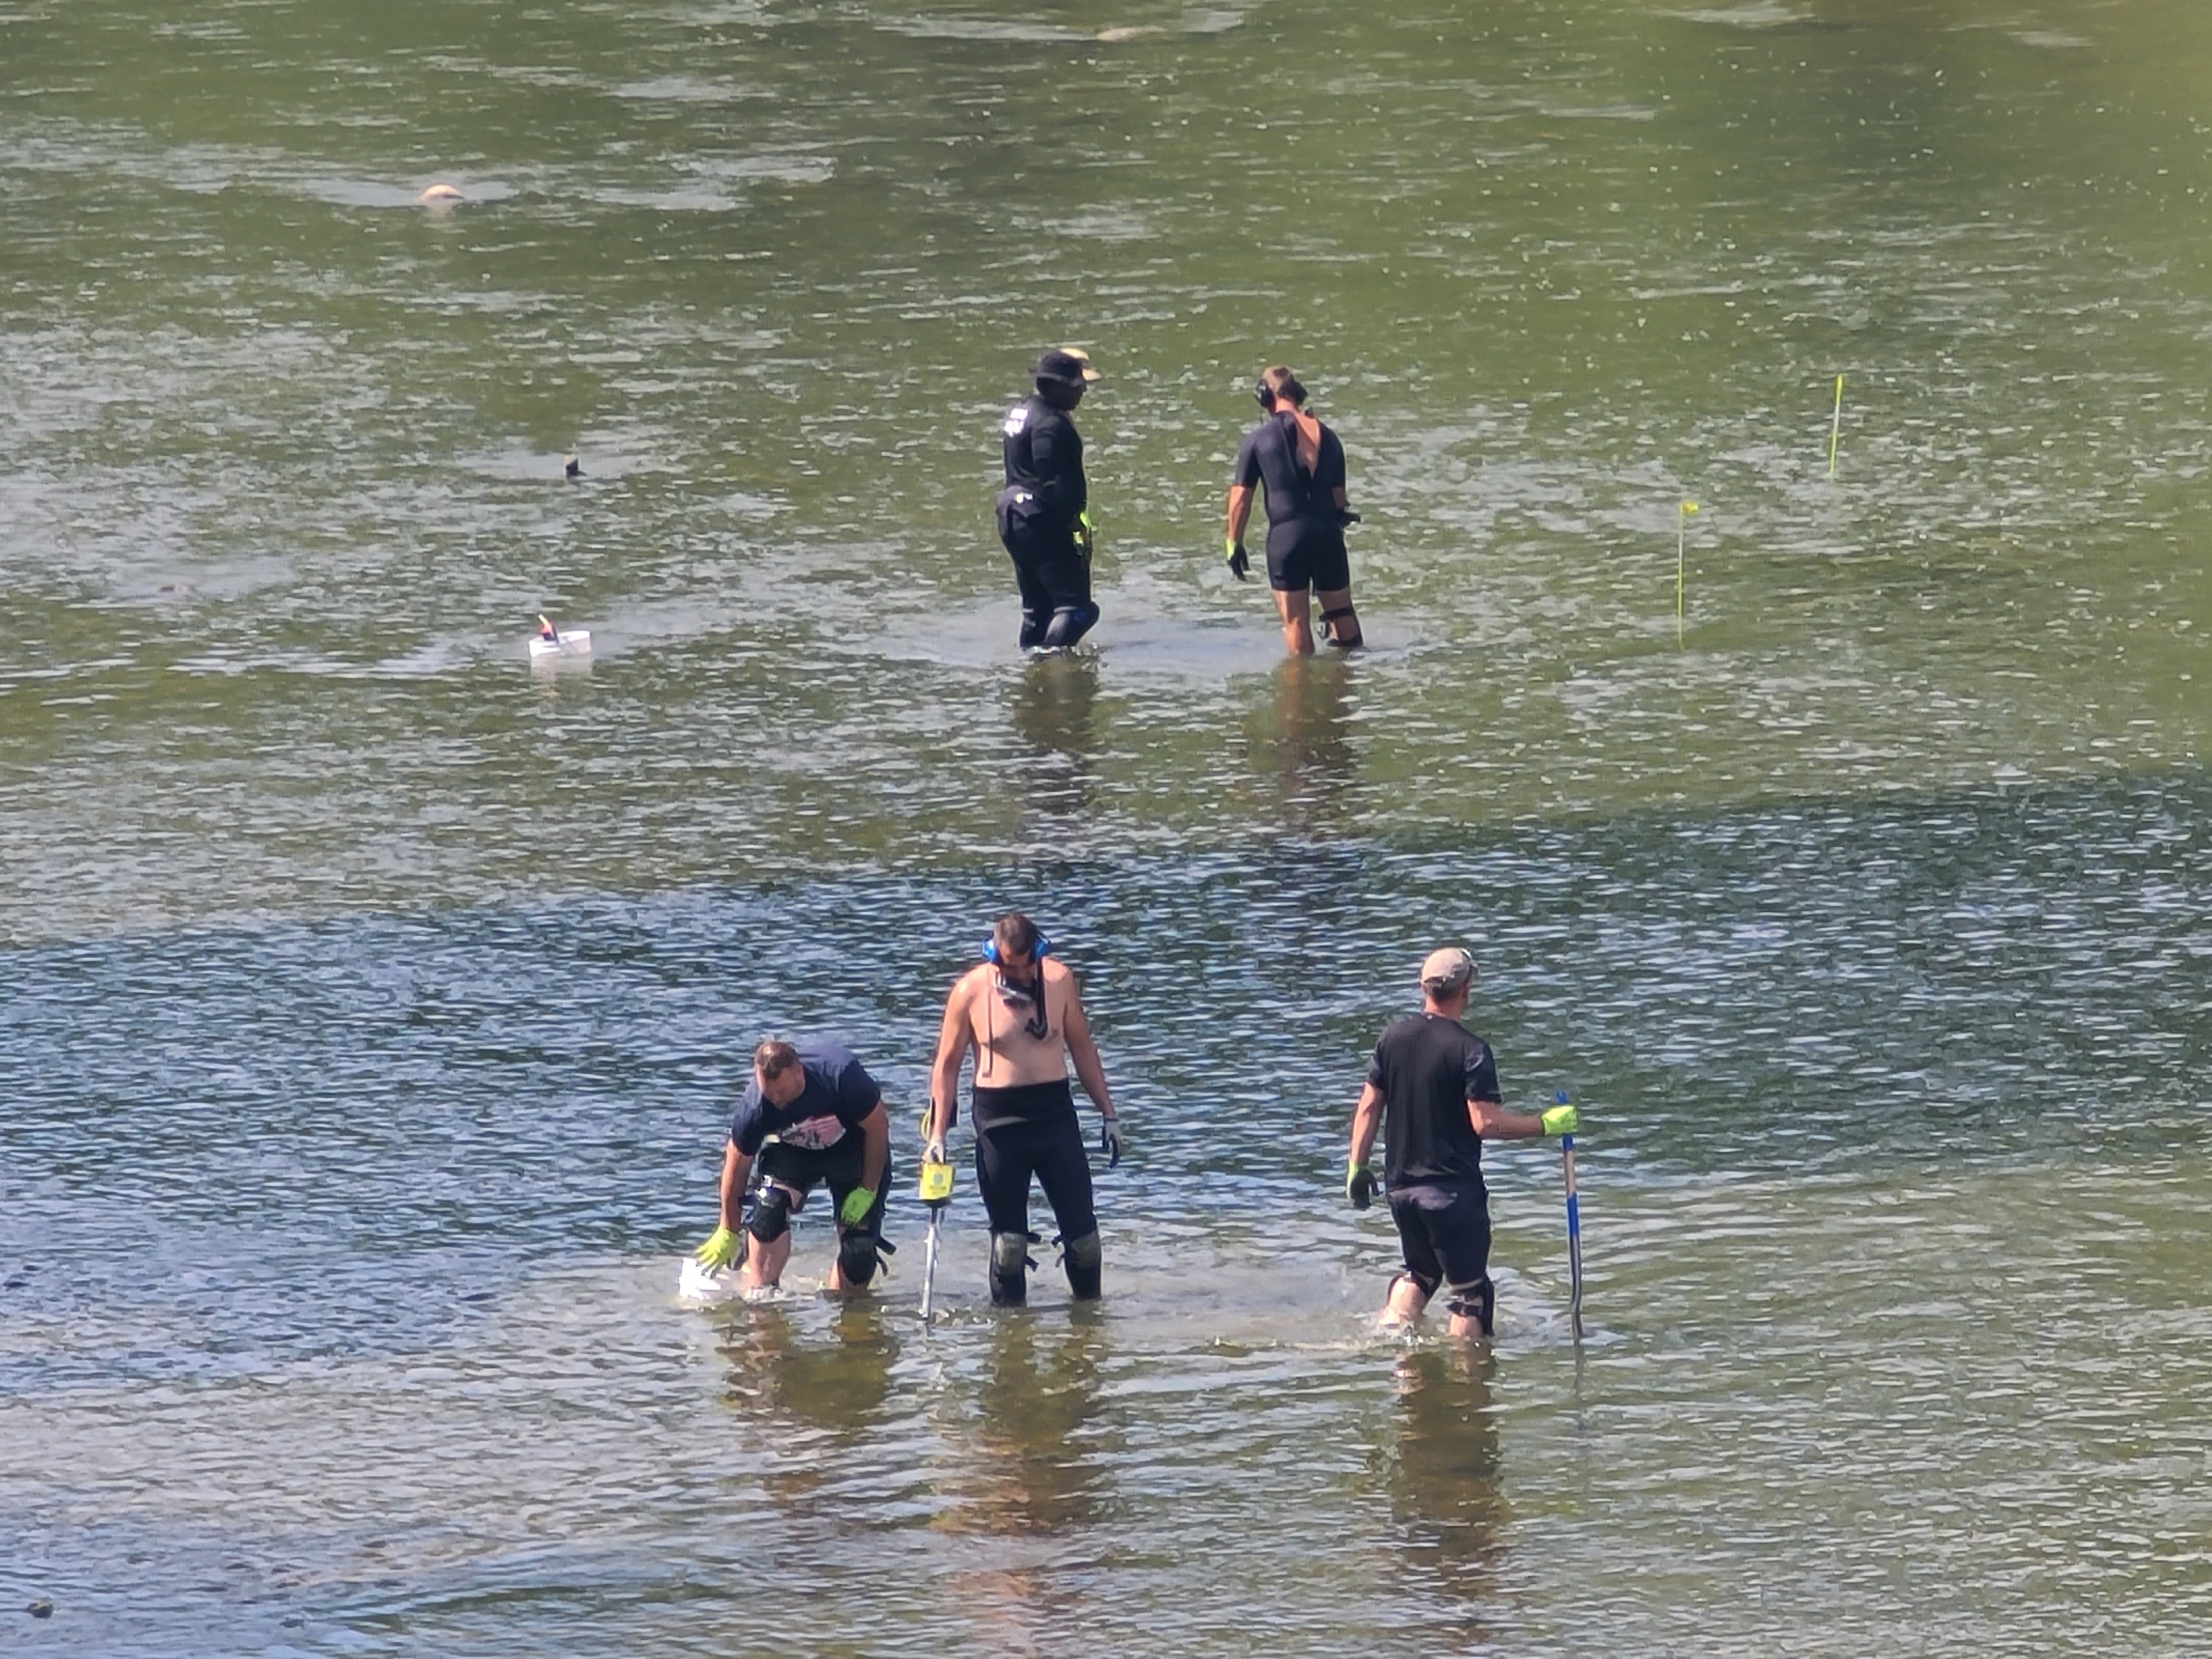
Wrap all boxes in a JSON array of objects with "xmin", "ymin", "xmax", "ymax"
[{"xmin": 1254, "ymin": 380, "xmax": 1274, "ymax": 410}]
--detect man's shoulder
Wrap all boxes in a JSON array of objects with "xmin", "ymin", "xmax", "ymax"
[
  {"xmin": 1376, "ymin": 1011, "xmax": 1434, "ymax": 1043},
  {"xmin": 795, "ymin": 1036, "xmax": 860, "ymax": 1070},
  {"xmin": 1376, "ymin": 1012, "xmax": 1486, "ymax": 1057}
]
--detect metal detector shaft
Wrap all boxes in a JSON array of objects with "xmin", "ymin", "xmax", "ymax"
[
  {"xmin": 1561, "ymin": 1131, "xmax": 1585, "ymax": 1343},
  {"xmin": 919, "ymin": 1208, "xmax": 943, "ymax": 1323}
]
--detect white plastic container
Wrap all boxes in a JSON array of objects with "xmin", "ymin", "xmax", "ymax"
[{"xmin": 529, "ymin": 628, "xmax": 591, "ymax": 660}]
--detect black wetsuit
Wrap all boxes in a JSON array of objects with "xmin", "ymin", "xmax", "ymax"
[
  {"xmin": 1368, "ymin": 1011, "xmax": 1503, "ymax": 1330},
  {"xmin": 997, "ymin": 393, "xmax": 1098, "ymax": 649},
  {"xmin": 1233, "ymin": 410, "xmax": 1351, "ymax": 594},
  {"xmin": 971, "ymin": 1078, "xmax": 1097, "ymax": 1245}
]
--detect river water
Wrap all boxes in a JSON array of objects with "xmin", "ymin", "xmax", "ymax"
[{"xmin": 3, "ymin": 0, "xmax": 2208, "ymax": 1653}]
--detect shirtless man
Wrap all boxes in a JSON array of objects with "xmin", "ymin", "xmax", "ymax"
[{"xmin": 926, "ymin": 911, "xmax": 1123, "ymax": 1306}]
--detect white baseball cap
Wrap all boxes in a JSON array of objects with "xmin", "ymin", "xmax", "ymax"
[{"xmin": 1419, "ymin": 947, "xmax": 1474, "ymax": 992}]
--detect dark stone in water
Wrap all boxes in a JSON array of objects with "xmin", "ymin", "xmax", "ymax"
[{"xmin": 27, "ymin": 1600, "xmax": 53, "ymax": 1619}]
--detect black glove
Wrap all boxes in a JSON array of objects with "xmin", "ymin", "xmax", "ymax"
[
  {"xmin": 1225, "ymin": 538, "xmax": 1250, "ymax": 581},
  {"xmin": 1335, "ymin": 508, "xmax": 1361, "ymax": 529}
]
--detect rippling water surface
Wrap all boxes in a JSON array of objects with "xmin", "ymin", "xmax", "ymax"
[{"xmin": 4, "ymin": 0, "xmax": 2209, "ymax": 1652}]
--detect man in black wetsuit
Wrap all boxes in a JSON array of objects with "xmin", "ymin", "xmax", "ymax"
[
  {"xmin": 1345, "ymin": 948, "xmax": 1580, "ymax": 1340},
  {"xmin": 693, "ymin": 1038, "xmax": 894, "ymax": 1294},
  {"xmin": 1224, "ymin": 365, "xmax": 1363, "ymax": 654},
  {"xmin": 997, "ymin": 347, "xmax": 1100, "ymax": 653}
]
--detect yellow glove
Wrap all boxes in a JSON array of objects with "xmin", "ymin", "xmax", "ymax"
[{"xmin": 695, "ymin": 1225, "xmax": 740, "ymax": 1269}]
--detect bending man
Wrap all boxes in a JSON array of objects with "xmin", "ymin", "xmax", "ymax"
[
  {"xmin": 695, "ymin": 1039, "xmax": 893, "ymax": 1293},
  {"xmin": 1345, "ymin": 948, "xmax": 1578, "ymax": 1339},
  {"xmin": 927, "ymin": 912, "xmax": 1123, "ymax": 1306}
]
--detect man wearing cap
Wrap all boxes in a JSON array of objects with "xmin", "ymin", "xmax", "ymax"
[
  {"xmin": 693, "ymin": 1038, "xmax": 894, "ymax": 1295},
  {"xmin": 1345, "ymin": 948, "xmax": 1580, "ymax": 1340},
  {"xmin": 997, "ymin": 347, "xmax": 1102, "ymax": 653}
]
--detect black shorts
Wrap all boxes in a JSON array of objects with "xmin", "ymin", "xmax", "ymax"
[
  {"xmin": 1387, "ymin": 1179, "xmax": 1491, "ymax": 1297},
  {"xmin": 757, "ymin": 1138, "xmax": 890, "ymax": 1235},
  {"xmin": 1265, "ymin": 517, "xmax": 1351, "ymax": 594}
]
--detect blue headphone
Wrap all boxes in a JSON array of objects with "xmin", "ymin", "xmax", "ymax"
[{"xmin": 982, "ymin": 932, "xmax": 1052, "ymax": 963}]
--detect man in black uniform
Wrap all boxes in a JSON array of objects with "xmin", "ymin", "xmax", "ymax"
[
  {"xmin": 1345, "ymin": 948, "xmax": 1580, "ymax": 1339},
  {"xmin": 1224, "ymin": 364, "xmax": 1363, "ymax": 654},
  {"xmin": 997, "ymin": 347, "xmax": 1100, "ymax": 653},
  {"xmin": 693, "ymin": 1038, "xmax": 893, "ymax": 1294}
]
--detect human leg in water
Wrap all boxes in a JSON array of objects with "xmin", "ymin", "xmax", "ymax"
[
  {"xmin": 1316, "ymin": 585, "xmax": 1363, "ymax": 648},
  {"xmin": 977, "ymin": 1123, "xmax": 1041, "ymax": 1306},
  {"xmin": 826, "ymin": 1155, "xmax": 893, "ymax": 1292},
  {"xmin": 1036, "ymin": 539, "xmax": 1099, "ymax": 650},
  {"xmin": 742, "ymin": 1182, "xmax": 800, "ymax": 1291},
  {"xmin": 1272, "ymin": 586, "xmax": 1316, "ymax": 655},
  {"xmin": 1008, "ymin": 547, "xmax": 1052, "ymax": 650},
  {"xmin": 1030, "ymin": 1112, "xmax": 1102, "ymax": 1300},
  {"xmin": 1040, "ymin": 602, "xmax": 1100, "ymax": 650}
]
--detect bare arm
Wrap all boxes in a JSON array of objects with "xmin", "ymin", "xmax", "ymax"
[
  {"xmin": 855, "ymin": 1102, "xmax": 889, "ymax": 1195},
  {"xmin": 1349, "ymin": 1080, "xmax": 1384, "ymax": 1168},
  {"xmin": 1469, "ymin": 1098, "xmax": 1547, "ymax": 1139},
  {"xmin": 1226, "ymin": 483, "xmax": 1255, "ymax": 546},
  {"xmin": 1061, "ymin": 974, "xmax": 1115, "ymax": 1120},
  {"xmin": 927, "ymin": 979, "xmax": 975, "ymax": 1143},
  {"xmin": 717, "ymin": 1139, "xmax": 755, "ymax": 1232}
]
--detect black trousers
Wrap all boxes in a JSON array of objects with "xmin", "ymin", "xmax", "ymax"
[
  {"xmin": 974, "ymin": 1110, "xmax": 1097, "ymax": 1242},
  {"xmin": 1001, "ymin": 530, "xmax": 1097, "ymax": 650}
]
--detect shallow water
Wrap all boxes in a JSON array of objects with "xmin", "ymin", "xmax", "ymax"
[{"xmin": 4, "ymin": 0, "xmax": 2209, "ymax": 1652}]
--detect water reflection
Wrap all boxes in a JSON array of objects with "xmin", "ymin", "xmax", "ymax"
[
  {"xmin": 935, "ymin": 1315, "xmax": 1112, "ymax": 1652},
  {"xmin": 1241, "ymin": 654, "xmax": 1358, "ymax": 836},
  {"xmin": 1007, "ymin": 654, "xmax": 1101, "ymax": 822},
  {"xmin": 714, "ymin": 1300, "xmax": 899, "ymax": 1507},
  {"xmin": 963, "ymin": 1314, "xmax": 1110, "ymax": 1535},
  {"xmin": 1385, "ymin": 1348, "xmax": 1507, "ymax": 1635}
]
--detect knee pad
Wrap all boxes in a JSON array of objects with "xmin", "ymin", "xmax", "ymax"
[
  {"xmin": 746, "ymin": 1185, "xmax": 792, "ymax": 1245},
  {"xmin": 1320, "ymin": 606, "xmax": 1360, "ymax": 646},
  {"xmin": 1392, "ymin": 1266, "xmax": 1441, "ymax": 1303},
  {"xmin": 837, "ymin": 1227, "xmax": 882, "ymax": 1287},
  {"xmin": 1444, "ymin": 1276, "xmax": 1495, "ymax": 1335},
  {"xmin": 990, "ymin": 1231, "xmax": 1037, "ymax": 1307},
  {"xmin": 1059, "ymin": 1230, "xmax": 1102, "ymax": 1301},
  {"xmin": 1041, "ymin": 603, "xmax": 1099, "ymax": 649}
]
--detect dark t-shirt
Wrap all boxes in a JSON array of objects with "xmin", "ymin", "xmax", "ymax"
[
  {"xmin": 1001, "ymin": 394, "xmax": 1086, "ymax": 531},
  {"xmin": 1233, "ymin": 411, "xmax": 1347, "ymax": 531},
  {"xmin": 1366, "ymin": 1013, "xmax": 1502, "ymax": 1189},
  {"xmin": 727, "ymin": 1040, "xmax": 881, "ymax": 1157}
]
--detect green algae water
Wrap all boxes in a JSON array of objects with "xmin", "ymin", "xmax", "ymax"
[{"xmin": 3, "ymin": 0, "xmax": 2208, "ymax": 1652}]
